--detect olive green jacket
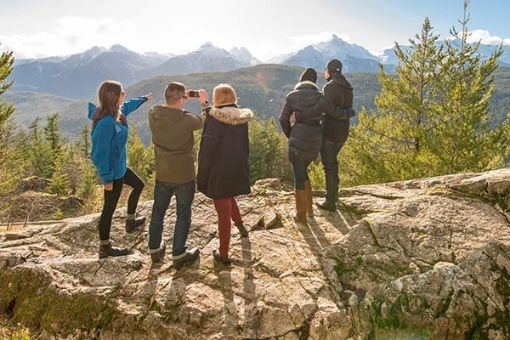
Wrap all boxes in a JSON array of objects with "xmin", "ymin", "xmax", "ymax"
[{"xmin": 148, "ymin": 105, "xmax": 205, "ymax": 183}]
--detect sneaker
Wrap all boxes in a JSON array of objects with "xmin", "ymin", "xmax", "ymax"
[
  {"xmin": 316, "ymin": 201, "xmax": 336, "ymax": 212},
  {"xmin": 235, "ymin": 223, "xmax": 249, "ymax": 238},
  {"xmin": 173, "ymin": 247, "xmax": 200, "ymax": 269},
  {"xmin": 212, "ymin": 249, "xmax": 232, "ymax": 265},
  {"xmin": 150, "ymin": 242, "xmax": 166, "ymax": 264},
  {"xmin": 126, "ymin": 216, "xmax": 146, "ymax": 233},
  {"xmin": 99, "ymin": 243, "xmax": 130, "ymax": 259}
]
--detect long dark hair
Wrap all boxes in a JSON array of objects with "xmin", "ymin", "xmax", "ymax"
[{"xmin": 92, "ymin": 80, "xmax": 127, "ymax": 128}]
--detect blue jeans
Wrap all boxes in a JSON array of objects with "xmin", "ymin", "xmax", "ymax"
[{"xmin": 148, "ymin": 180, "xmax": 195, "ymax": 257}]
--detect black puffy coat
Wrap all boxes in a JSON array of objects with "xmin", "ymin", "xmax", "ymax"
[
  {"xmin": 197, "ymin": 104, "xmax": 253, "ymax": 199},
  {"xmin": 322, "ymin": 74, "xmax": 353, "ymax": 143},
  {"xmin": 279, "ymin": 81, "xmax": 326, "ymax": 163}
]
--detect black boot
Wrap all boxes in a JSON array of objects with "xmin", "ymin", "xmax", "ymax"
[
  {"xmin": 213, "ymin": 249, "xmax": 232, "ymax": 265},
  {"xmin": 235, "ymin": 223, "xmax": 249, "ymax": 238},
  {"xmin": 126, "ymin": 216, "xmax": 146, "ymax": 233},
  {"xmin": 99, "ymin": 243, "xmax": 130, "ymax": 259},
  {"xmin": 316, "ymin": 200, "xmax": 337, "ymax": 212},
  {"xmin": 173, "ymin": 247, "xmax": 200, "ymax": 269},
  {"xmin": 150, "ymin": 242, "xmax": 166, "ymax": 264}
]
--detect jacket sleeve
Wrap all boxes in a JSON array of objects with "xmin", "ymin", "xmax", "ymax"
[
  {"xmin": 183, "ymin": 111, "xmax": 206, "ymax": 131},
  {"xmin": 279, "ymin": 98, "xmax": 292, "ymax": 138},
  {"xmin": 90, "ymin": 118, "xmax": 115, "ymax": 184},
  {"xmin": 197, "ymin": 116, "xmax": 223, "ymax": 191},
  {"xmin": 121, "ymin": 96, "xmax": 148, "ymax": 117},
  {"xmin": 320, "ymin": 84, "xmax": 354, "ymax": 120}
]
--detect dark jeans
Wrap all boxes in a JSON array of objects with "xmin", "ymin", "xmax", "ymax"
[
  {"xmin": 148, "ymin": 180, "xmax": 195, "ymax": 257},
  {"xmin": 291, "ymin": 159, "xmax": 312, "ymax": 190},
  {"xmin": 320, "ymin": 130, "xmax": 349, "ymax": 204},
  {"xmin": 98, "ymin": 167, "xmax": 144, "ymax": 242}
]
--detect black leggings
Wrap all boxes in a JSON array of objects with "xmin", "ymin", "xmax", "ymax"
[
  {"xmin": 98, "ymin": 168, "xmax": 144, "ymax": 242},
  {"xmin": 291, "ymin": 159, "xmax": 311, "ymax": 190}
]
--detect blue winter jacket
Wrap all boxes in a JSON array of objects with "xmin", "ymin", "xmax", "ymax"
[{"xmin": 88, "ymin": 97, "xmax": 147, "ymax": 184}]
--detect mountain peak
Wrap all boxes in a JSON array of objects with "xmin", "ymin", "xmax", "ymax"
[
  {"xmin": 109, "ymin": 44, "xmax": 130, "ymax": 53},
  {"xmin": 200, "ymin": 42, "xmax": 216, "ymax": 49}
]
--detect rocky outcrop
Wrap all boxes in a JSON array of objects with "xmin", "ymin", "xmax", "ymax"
[{"xmin": 1, "ymin": 170, "xmax": 510, "ymax": 339}]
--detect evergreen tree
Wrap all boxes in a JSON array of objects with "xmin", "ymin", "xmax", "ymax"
[
  {"xmin": 48, "ymin": 150, "xmax": 71, "ymax": 196},
  {"xmin": 80, "ymin": 124, "xmax": 91, "ymax": 157},
  {"xmin": 127, "ymin": 124, "xmax": 153, "ymax": 182},
  {"xmin": 249, "ymin": 117, "xmax": 287, "ymax": 183},
  {"xmin": 429, "ymin": 0, "xmax": 507, "ymax": 173},
  {"xmin": 0, "ymin": 48, "xmax": 14, "ymax": 130},
  {"xmin": 44, "ymin": 112, "xmax": 64, "ymax": 154},
  {"xmin": 342, "ymin": 4, "xmax": 509, "ymax": 185},
  {"xmin": 28, "ymin": 118, "xmax": 53, "ymax": 178},
  {"xmin": 343, "ymin": 18, "xmax": 444, "ymax": 184},
  {"xmin": 0, "ymin": 47, "xmax": 20, "ymax": 218}
]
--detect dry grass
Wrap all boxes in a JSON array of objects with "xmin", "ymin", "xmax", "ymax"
[{"xmin": 0, "ymin": 317, "xmax": 33, "ymax": 340}]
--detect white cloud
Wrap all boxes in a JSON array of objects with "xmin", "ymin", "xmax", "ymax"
[
  {"xmin": 465, "ymin": 29, "xmax": 510, "ymax": 45},
  {"xmin": 0, "ymin": 16, "xmax": 138, "ymax": 58}
]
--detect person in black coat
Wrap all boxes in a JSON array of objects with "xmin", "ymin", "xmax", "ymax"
[
  {"xmin": 197, "ymin": 84, "xmax": 253, "ymax": 265},
  {"xmin": 280, "ymin": 68, "xmax": 324, "ymax": 223},
  {"xmin": 316, "ymin": 59, "xmax": 354, "ymax": 211}
]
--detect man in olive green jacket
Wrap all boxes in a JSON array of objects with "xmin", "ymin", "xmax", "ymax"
[{"xmin": 148, "ymin": 82, "xmax": 209, "ymax": 267}]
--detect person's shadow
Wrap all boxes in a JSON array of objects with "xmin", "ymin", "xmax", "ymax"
[
  {"xmin": 240, "ymin": 237, "xmax": 259, "ymax": 334},
  {"xmin": 320, "ymin": 208, "xmax": 356, "ymax": 236},
  {"xmin": 213, "ymin": 260, "xmax": 240, "ymax": 335}
]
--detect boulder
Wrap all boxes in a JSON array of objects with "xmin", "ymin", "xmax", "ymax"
[{"xmin": 1, "ymin": 170, "xmax": 510, "ymax": 338}]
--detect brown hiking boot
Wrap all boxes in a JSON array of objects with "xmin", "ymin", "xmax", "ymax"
[
  {"xmin": 304, "ymin": 180, "xmax": 314, "ymax": 217},
  {"xmin": 125, "ymin": 216, "xmax": 146, "ymax": 233},
  {"xmin": 99, "ymin": 242, "xmax": 130, "ymax": 259},
  {"xmin": 294, "ymin": 189, "xmax": 307, "ymax": 224}
]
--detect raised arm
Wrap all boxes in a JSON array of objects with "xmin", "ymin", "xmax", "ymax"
[
  {"xmin": 121, "ymin": 95, "xmax": 151, "ymax": 117},
  {"xmin": 320, "ymin": 85, "xmax": 355, "ymax": 120}
]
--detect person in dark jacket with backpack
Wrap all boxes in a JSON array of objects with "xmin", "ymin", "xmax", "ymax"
[
  {"xmin": 279, "ymin": 68, "xmax": 324, "ymax": 223},
  {"xmin": 316, "ymin": 59, "xmax": 354, "ymax": 211},
  {"xmin": 88, "ymin": 80, "xmax": 152, "ymax": 258},
  {"xmin": 197, "ymin": 84, "xmax": 253, "ymax": 265}
]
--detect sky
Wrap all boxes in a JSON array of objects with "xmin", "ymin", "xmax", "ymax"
[{"xmin": 0, "ymin": 0, "xmax": 509, "ymax": 60}]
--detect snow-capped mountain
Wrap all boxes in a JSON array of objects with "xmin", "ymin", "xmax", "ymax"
[
  {"xmin": 147, "ymin": 42, "xmax": 257, "ymax": 77},
  {"xmin": 11, "ymin": 43, "xmax": 258, "ymax": 98},
  {"xmin": 272, "ymin": 34, "xmax": 381, "ymax": 73}
]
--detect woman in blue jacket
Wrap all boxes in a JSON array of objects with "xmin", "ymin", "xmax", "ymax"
[{"xmin": 88, "ymin": 80, "xmax": 152, "ymax": 258}]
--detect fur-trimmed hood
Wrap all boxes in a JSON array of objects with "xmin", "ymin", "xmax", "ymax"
[
  {"xmin": 294, "ymin": 80, "xmax": 319, "ymax": 90},
  {"xmin": 209, "ymin": 106, "xmax": 254, "ymax": 125}
]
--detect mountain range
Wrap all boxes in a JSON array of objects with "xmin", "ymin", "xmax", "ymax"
[
  {"xmin": 378, "ymin": 40, "xmax": 510, "ymax": 67},
  {"xmin": 6, "ymin": 64, "xmax": 510, "ymax": 147},
  {"xmin": 10, "ymin": 34, "xmax": 510, "ymax": 98},
  {"xmin": 10, "ymin": 43, "xmax": 259, "ymax": 99}
]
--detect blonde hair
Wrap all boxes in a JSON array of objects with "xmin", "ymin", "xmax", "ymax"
[{"xmin": 213, "ymin": 84, "xmax": 237, "ymax": 106}]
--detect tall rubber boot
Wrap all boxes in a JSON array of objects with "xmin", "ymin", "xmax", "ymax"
[
  {"xmin": 304, "ymin": 180, "xmax": 314, "ymax": 218},
  {"xmin": 294, "ymin": 189, "xmax": 307, "ymax": 224}
]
